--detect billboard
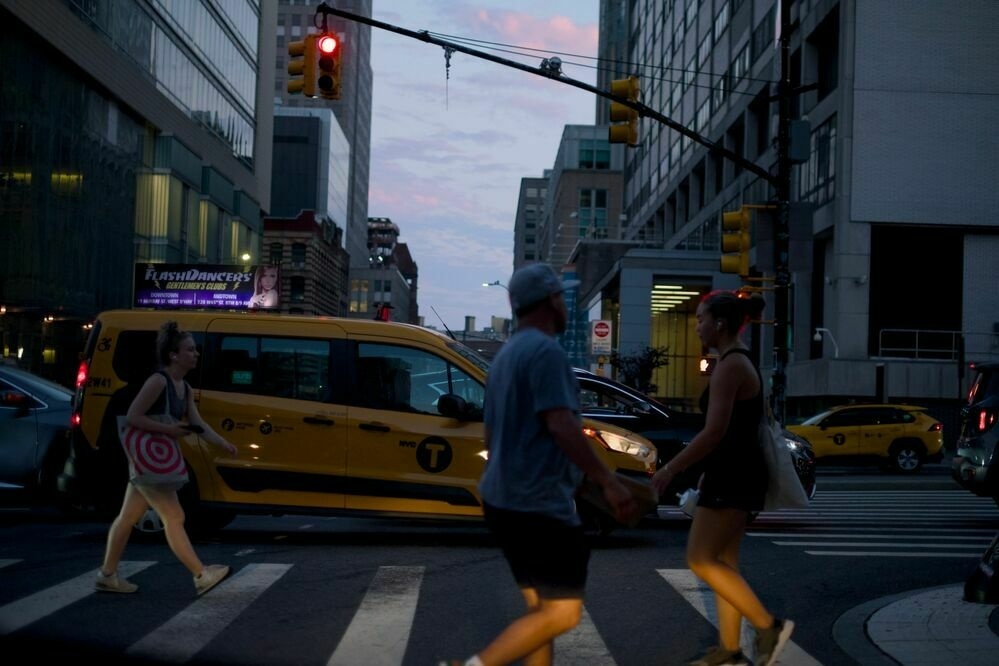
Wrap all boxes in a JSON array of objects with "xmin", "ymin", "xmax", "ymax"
[{"xmin": 133, "ymin": 264, "xmax": 281, "ymax": 310}]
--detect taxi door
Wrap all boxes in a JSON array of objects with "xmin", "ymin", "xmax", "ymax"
[
  {"xmin": 193, "ymin": 318, "xmax": 349, "ymax": 510},
  {"xmin": 857, "ymin": 407, "xmax": 905, "ymax": 456},
  {"xmin": 343, "ymin": 337, "xmax": 487, "ymax": 519},
  {"xmin": 811, "ymin": 408, "xmax": 863, "ymax": 458}
]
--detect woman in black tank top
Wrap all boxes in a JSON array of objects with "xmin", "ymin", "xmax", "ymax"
[{"xmin": 651, "ymin": 291, "xmax": 794, "ymax": 666}]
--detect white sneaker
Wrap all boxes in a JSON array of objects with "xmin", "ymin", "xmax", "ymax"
[
  {"xmin": 95, "ymin": 570, "xmax": 138, "ymax": 594},
  {"xmin": 194, "ymin": 564, "xmax": 230, "ymax": 596}
]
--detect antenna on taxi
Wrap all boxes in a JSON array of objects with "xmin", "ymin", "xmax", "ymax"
[{"xmin": 430, "ymin": 305, "xmax": 457, "ymax": 341}]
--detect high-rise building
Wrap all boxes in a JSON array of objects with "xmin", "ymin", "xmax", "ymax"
[
  {"xmin": 0, "ymin": 0, "xmax": 275, "ymax": 384},
  {"xmin": 583, "ymin": 0, "xmax": 999, "ymax": 422},
  {"xmin": 274, "ymin": 0, "xmax": 372, "ymax": 274}
]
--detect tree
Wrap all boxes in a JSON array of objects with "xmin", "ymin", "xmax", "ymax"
[{"xmin": 609, "ymin": 346, "xmax": 670, "ymax": 394}]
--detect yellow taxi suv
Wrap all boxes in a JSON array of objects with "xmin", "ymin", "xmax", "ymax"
[
  {"xmin": 59, "ymin": 311, "xmax": 656, "ymax": 535},
  {"xmin": 786, "ymin": 404, "xmax": 943, "ymax": 473}
]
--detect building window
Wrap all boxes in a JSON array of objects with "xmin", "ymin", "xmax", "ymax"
[
  {"xmin": 752, "ymin": 7, "xmax": 775, "ymax": 62},
  {"xmin": 290, "ymin": 276, "xmax": 306, "ymax": 302},
  {"xmin": 797, "ymin": 115, "xmax": 836, "ymax": 207},
  {"xmin": 268, "ymin": 242, "xmax": 283, "ymax": 265},
  {"xmin": 683, "ymin": 55, "xmax": 696, "ymax": 91},
  {"xmin": 349, "ymin": 279, "xmax": 369, "ymax": 313},
  {"xmin": 714, "ymin": 3, "xmax": 730, "ymax": 41},
  {"xmin": 695, "ymin": 99, "xmax": 710, "ymax": 134},
  {"xmin": 698, "ymin": 32, "xmax": 712, "ymax": 66},
  {"xmin": 291, "ymin": 242, "xmax": 306, "ymax": 268},
  {"xmin": 579, "ymin": 139, "xmax": 610, "ymax": 169},
  {"xmin": 731, "ymin": 44, "xmax": 750, "ymax": 85}
]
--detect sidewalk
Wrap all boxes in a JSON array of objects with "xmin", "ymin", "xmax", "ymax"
[
  {"xmin": 833, "ymin": 582, "xmax": 999, "ymax": 665},
  {"xmin": 820, "ymin": 465, "xmax": 999, "ymax": 664}
]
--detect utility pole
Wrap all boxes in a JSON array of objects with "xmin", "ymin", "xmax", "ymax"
[{"xmin": 770, "ymin": 0, "xmax": 793, "ymax": 425}]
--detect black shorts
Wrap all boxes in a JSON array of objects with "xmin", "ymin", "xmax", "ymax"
[{"xmin": 483, "ymin": 503, "xmax": 590, "ymax": 599}]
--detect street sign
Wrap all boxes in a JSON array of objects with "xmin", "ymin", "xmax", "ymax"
[{"xmin": 591, "ymin": 320, "xmax": 612, "ymax": 354}]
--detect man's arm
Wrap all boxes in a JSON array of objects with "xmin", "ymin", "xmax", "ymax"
[{"xmin": 544, "ymin": 408, "xmax": 639, "ymax": 524}]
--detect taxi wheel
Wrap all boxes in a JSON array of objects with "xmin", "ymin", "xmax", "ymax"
[{"xmin": 890, "ymin": 440, "xmax": 925, "ymax": 473}]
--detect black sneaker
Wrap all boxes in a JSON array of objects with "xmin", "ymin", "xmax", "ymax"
[
  {"xmin": 754, "ymin": 618, "xmax": 794, "ymax": 666},
  {"xmin": 688, "ymin": 645, "xmax": 749, "ymax": 666}
]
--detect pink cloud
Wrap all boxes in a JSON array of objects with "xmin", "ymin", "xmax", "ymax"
[{"xmin": 463, "ymin": 9, "xmax": 598, "ymax": 55}]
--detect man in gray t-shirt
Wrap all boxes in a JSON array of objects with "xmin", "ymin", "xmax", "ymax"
[{"xmin": 451, "ymin": 263, "xmax": 637, "ymax": 666}]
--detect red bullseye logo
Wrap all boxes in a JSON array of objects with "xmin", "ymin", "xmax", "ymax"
[{"xmin": 122, "ymin": 427, "xmax": 186, "ymax": 476}]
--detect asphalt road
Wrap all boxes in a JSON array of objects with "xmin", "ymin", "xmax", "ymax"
[{"xmin": 1, "ymin": 464, "xmax": 996, "ymax": 665}]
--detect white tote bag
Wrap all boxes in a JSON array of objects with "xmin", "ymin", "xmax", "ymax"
[{"xmin": 760, "ymin": 414, "xmax": 810, "ymax": 511}]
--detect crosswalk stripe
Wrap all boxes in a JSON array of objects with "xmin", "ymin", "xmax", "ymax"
[
  {"xmin": 750, "ymin": 532, "xmax": 992, "ymax": 539},
  {"xmin": 773, "ymin": 541, "xmax": 985, "ymax": 548},
  {"xmin": 0, "ymin": 561, "xmax": 156, "ymax": 635},
  {"xmin": 126, "ymin": 563, "xmax": 291, "ymax": 663},
  {"xmin": 327, "ymin": 565, "xmax": 423, "ymax": 666},
  {"xmin": 657, "ymin": 568, "xmax": 822, "ymax": 665},
  {"xmin": 555, "ymin": 607, "xmax": 615, "ymax": 664},
  {"xmin": 805, "ymin": 550, "xmax": 981, "ymax": 557},
  {"xmin": 0, "ymin": 559, "xmax": 21, "ymax": 569}
]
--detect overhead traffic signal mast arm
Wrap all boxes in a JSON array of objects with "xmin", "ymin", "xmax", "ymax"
[{"xmin": 315, "ymin": 2, "xmax": 775, "ymax": 187}]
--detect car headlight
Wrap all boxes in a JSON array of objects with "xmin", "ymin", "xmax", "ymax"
[
  {"xmin": 783, "ymin": 436, "xmax": 803, "ymax": 453},
  {"xmin": 584, "ymin": 428, "xmax": 657, "ymax": 467}
]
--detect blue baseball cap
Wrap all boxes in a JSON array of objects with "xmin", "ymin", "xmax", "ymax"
[{"xmin": 508, "ymin": 263, "xmax": 580, "ymax": 313}]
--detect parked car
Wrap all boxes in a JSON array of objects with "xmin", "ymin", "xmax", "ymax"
[
  {"xmin": 952, "ymin": 361, "xmax": 999, "ymax": 503},
  {"xmin": 787, "ymin": 403, "xmax": 943, "ymax": 472},
  {"xmin": 0, "ymin": 365, "xmax": 73, "ymax": 497},
  {"xmin": 573, "ymin": 368, "xmax": 816, "ymax": 503}
]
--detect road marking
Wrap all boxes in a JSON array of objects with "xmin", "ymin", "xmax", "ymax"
[
  {"xmin": 0, "ymin": 561, "xmax": 156, "ymax": 635},
  {"xmin": 0, "ymin": 559, "xmax": 21, "ymax": 569},
  {"xmin": 657, "ymin": 568, "xmax": 822, "ymax": 665},
  {"xmin": 805, "ymin": 551, "xmax": 980, "ymax": 557},
  {"xmin": 126, "ymin": 563, "xmax": 291, "ymax": 663},
  {"xmin": 775, "ymin": 541, "xmax": 985, "ymax": 548},
  {"xmin": 327, "ymin": 565, "xmax": 423, "ymax": 666},
  {"xmin": 234, "ymin": 549, "xmax": 256, "ymax": 557},
  {"xmin": 750, "ymin": 530, "xmax": 995, "ymax": 537},
  {"xmin": 866, "ymin": 584, "xmax": 999, "ymax": 664},
  {"xmin": 555, "ymin": 606, "xmax": 615, "ymax": 664}
]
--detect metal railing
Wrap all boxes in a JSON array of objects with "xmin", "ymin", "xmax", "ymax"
[{"xmin": 878, "ymin": 329, "xmax": 999, "ymax": 362}]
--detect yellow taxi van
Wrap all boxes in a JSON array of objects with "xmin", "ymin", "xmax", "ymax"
[{"xmin": 59, "ymin": 310, "xmax": 655, "ymax": 534}]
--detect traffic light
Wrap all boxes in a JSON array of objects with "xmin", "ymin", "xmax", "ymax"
[
  {"xmin": 720, "ymin": 206, "xmax": 751, "ymax": 276},
  {"xmin": 608, "ymin": 76, "xmax": 640, "ymax": 146},
  {"xmin": 316, "ymin": 32, "xmax": 341, "ymax": 100},
  {"xmin": 287, "ymin": 34, "xmax": 317, "ymax": 97}
]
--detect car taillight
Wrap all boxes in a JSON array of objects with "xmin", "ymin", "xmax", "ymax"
[
  {"xmin": 75, "ymin": 360, "xmax": 89, "ymax": 389},
  {"xmin": 71, "ymin": 359, "xmax": 89, "ymax": 429},
  {"xmin": 928, "ymin": 423, "xmax": 943, "ymax": 432},
  {"xmin": 975, "ymin": 408, "xmax": 997, "ymax": 433}
]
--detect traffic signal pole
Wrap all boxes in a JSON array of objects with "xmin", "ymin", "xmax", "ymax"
[
  {"xmin": 772, "ymin": 0, "xmax": 793, "ymax": 424},
  {"xmin": 316, "ymin": 3, "xmax": 773, "ymax": 184},
  {"xmin": 321, "ymin": 2, "xmax": 795, "ymax": 420}
]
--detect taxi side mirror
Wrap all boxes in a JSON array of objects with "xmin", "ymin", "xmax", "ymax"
[{"xmin": 438, "ymin": 393, "xmax": 469, "ymax": 420}]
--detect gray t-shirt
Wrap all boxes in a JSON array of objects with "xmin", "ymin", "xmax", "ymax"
[{"xmin": 478, "ymin": 327, "xmax": 583, "ymax": 525}]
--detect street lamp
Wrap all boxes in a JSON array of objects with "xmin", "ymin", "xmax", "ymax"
[
  {"xmin": 482, "ymin": 280, "xmax": 509, "ymax": 291},
  {"xmin": 813, "ymin": 327, "xmax": 839, "ymax": 358}
]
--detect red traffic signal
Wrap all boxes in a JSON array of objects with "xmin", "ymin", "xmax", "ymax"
[
  {"xmin": 317, "ymin": 32, "xmax": 341, "ymax": 100},
  {"xmin": 318, "ymin": 34, "xmax": 337, "ymax": 54}
]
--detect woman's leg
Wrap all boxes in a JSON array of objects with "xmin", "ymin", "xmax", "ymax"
[
  {"xmin": 714, "ymin": 525, "xmax": 747, "ymax": 650},
  {"xmin": 136, "ymin": 485, "xmax": 204, "ymax": 576},
  {"xmin": 101, "ymin": 483, "xmax": 149, "ymax": 574},
  {"xmin": 687, "ymin": 507, "xmax": 774, "ymax": 632}
]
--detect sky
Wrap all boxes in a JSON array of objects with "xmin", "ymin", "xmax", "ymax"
[{"xmin": 369, "ymin": 1, "xmax": 600, "ymax": 332}]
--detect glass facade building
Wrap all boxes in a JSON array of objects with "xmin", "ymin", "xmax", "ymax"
[{"xmin": 0, "ymin": 0, "xmax": 275, "ymax": 384}]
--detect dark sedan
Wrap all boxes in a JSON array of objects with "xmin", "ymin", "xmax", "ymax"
[
  {"xmin": 0, "ymin": 365, "xmax": 73, "ymax": 497},
  {"xmin": 574, "ymin": 368, "xmax": 816, "ymax": 504}
]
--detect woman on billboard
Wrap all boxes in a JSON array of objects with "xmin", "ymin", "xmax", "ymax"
[{"xmin": 249, "ymin": 265, "xmax": 280, "ymax": 309}]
